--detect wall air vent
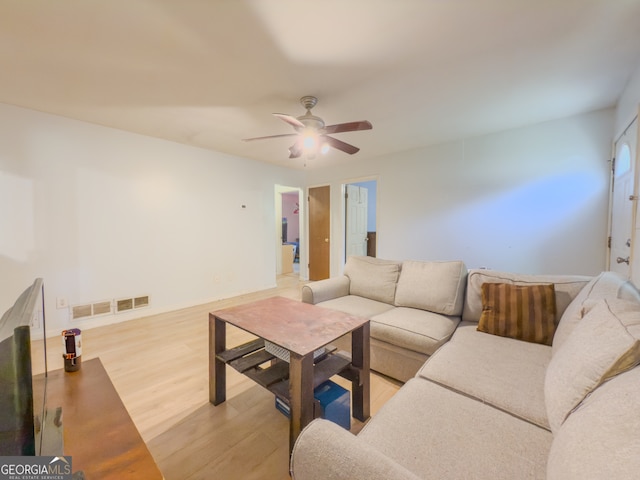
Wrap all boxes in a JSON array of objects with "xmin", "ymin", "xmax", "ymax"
[
  {"xmin": 71, "ymin": 300, "xmax": 114, "ymax": 320},
  {"xmin": 72, "ymin": 304, "xmax": 92, "ymax": 320},
  {"xmin": 92, "ymin": 301, "xmax": 113, "ymax": 316},
  {"xmin": 70, "ymin": 295, "xmax": 150, "ymax": 318},
  {"xmin": 116, "ymin": 295, "xmax": 150, "ymax": 313},
  {"xmin": 134, "ymin": 296, "xmax": 149, "ymax": 308},
  {"xmin": 116, "ymin": 298, "xmax": 134, "ymax": 313}
]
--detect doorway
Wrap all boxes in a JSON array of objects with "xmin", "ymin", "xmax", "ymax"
[
  {"xmin": 345, "ymin": 180, "xmax": 378, "ymax": 261},
  {"xmin": 275, "ymin": 185, "xmax": 302, "ymax": 279}
]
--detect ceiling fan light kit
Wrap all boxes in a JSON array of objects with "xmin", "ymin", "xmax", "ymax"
[{"xmin": 243, "ymin": 96, "xmax": 372, "ymax": 160}]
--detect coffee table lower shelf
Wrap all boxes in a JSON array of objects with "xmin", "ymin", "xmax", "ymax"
[{"xmin": 215, "ymin": 337, "xmax": 356, "ymax": 411}]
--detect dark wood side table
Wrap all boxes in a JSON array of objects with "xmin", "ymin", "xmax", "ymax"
[
  {"xmin": 35, "ymin": 358, "xmax": 163, "ymax": 480},
  {"xmin": 209, "ymin": 296, "xmax": 370, "ymax": 453}
]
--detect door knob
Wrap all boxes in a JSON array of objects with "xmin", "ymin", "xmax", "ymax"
[
  {"xmin": 626, "ymin": 238, "xmax": 632, "ymax": 247},
  {"xmin": 324, "ymin": 238, "xmax": 329, "ymax": 243},
  {"xmin": 617, "ymin": 256, "xmax": 630, "ymax": 265}
]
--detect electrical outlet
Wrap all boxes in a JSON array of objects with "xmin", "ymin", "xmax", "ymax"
[{"xmin": 56, "ymin": 297, "xmax": 68, "ymax": 309}]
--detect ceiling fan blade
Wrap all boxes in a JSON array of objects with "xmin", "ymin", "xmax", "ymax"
[
  {"xmin": 322, "ymin": 135, "xmax": 360, "ymax": 155},
  {"xmin": 273, "ymin": 113, "xmax": 305, "ymax": 129},
  {"xmin": 323, "ymin": 120, "xmax": 372, "ymax": 134},
  {"xmin": 242, "ymin": 133, "xmax": 298, "ymax": 142},
  {"xmin": 289, "ymin": 141, "xmax": 303, "ymax": 159}
]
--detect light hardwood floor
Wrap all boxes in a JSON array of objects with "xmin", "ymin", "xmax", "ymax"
[{"xmin": 31, "ymin": 274, "xmax": 401, "ymax": 480}]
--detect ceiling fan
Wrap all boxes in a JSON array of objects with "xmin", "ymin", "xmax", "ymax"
[{"xmin": 243, "ymin": 96, "xmax": 372, "ymax": 158}]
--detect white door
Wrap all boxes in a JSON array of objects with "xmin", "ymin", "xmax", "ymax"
[
  {"xmin": 625, "ymin": 118, "xmax": 640, "ymax": 283},
  {"xmin": 346, "ymin": 185, "xmax": 368, "ymax": 257},
  {"xmin": 609, "ymin": 118, "xmax": 637, "ymax": 278}
]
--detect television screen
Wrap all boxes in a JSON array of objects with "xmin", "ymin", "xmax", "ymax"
[{"xmin": 0, "ymin": 278, "xmax": 61, "ymax": 456}]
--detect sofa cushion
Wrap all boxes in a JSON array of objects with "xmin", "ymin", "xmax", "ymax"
[
  {"xmin": 394, "ymin": 260, "xmax": 467, "ymax": 315},
  {"xmin": 547, "ymin": 364, "xmax": 640, "ymax": 480},
  {"xmin": 462, "ymin": 269, "xmax": 590, "ymax": 324},
  {"xmin": 545, "ymin": 298, "xmax": 640, "ymax": 432},
  {"xmin": 358, "ymin": 378, "xmax": 552, "ymax": 479},
  {"xmin": 477, "ymin": 282, "xmax": 556, "ymax": 345},
  {"xmin": 370, "ymin": 307, "xmax": 460, "ymax": 356},
  {"xmin": 418, "ymin": 322, "xmax": 551, "ymax": 429},
  {"xmin": 343, "ymin": 256, "xmax": 401, "ymax": 304},
  {"xmin": 552, "ymin": 271, "xmax": 640, "ymax": 355},
  {"xmin": 317, "ymin": 295, "xmax": 394, "ymax": 320}
]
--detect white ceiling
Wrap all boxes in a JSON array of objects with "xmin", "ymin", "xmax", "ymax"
[{"xmin": 2, "ymin": 0, "xmax": 640, "ymax": 169}]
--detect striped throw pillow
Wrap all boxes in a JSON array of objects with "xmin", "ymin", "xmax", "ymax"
[{"xmin": 478, "ymin": 283, "xmax": 557, "ymax": 345}]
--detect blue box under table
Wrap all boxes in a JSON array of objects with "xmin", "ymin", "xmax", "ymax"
[{"xmin": 275, "ymin": 380, "xmax": 351, "ymax": 430}]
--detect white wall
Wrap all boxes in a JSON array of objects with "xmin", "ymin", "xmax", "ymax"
[
  {"xmin": 0, "ymin": 102, "xmax": 620, "ymax": 336},
  {"xmin": 305, "ymin": 109, "xmax": 613, "ymax": 276},
  {"xmin": 0, "ymin": 104, "xmax": 304, "ymax": 336}
]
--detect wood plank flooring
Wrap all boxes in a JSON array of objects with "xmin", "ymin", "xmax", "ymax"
[{"xmin": 31, "ymin": 274, "xmax": 401, "ymax": 479}]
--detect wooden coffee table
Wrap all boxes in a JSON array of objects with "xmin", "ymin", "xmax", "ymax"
[{"xmin": 208, "ymin": 296, "xmax": 370, "ymax": 452}]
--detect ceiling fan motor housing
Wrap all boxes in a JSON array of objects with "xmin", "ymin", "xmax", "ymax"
[
  {"xmin": 297, "ymin": 114, "xmax": 325, "ymax": 131},
  {"xmin": 297, "ymin": 96, "xmax": 325, "ymax": 131}
]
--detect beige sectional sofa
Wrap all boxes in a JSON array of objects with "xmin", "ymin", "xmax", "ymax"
[
  {"xmin": 291, "ymin": 260, "xmax": 640, "ymax": 479},
  {"xmin": 301, "ymin": 256, "xmax": 468, "ymax": 382}
]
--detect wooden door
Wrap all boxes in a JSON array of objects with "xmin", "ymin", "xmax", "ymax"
[
  {"xmin": 308, "ymin": 186, "xmax": 330, "ymax": 280},
  {"xmin": 346, "ymin": 185, "xmax": 368, "ymax": 257}
]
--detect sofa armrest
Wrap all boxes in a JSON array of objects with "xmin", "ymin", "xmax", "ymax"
[
  {"xmin": 290, "ymin": 419, "xmax": 421, "ymax": 480},
  {"xmin": 301, "ymin": 276, "xmax": 350, "ymax": 304}
]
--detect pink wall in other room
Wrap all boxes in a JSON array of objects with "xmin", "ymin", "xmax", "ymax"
[{"xmin": 282, "ymin": 192, "xmax": 299, "ymax": 243}]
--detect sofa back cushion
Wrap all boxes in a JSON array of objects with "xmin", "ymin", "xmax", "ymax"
[
  {"xmin": 544, "ymin": 298, "xmax": 640, "ymax": 433},
  {"xmin": 462, "ymin": 270, "xmax": 590, "ymax": 324},
  {"xmin": 394, "ymin": 260, "xmax": 467, "ymax": 315},
  {"xmin": 344, "ymin": 256, "xmax": 402, "ymax": 304},
  {"xmin": 547, "ymin": 364, "xmax": 640, "ymax": 480},
  {"xmin": 552, "ymin": 271, "xmax": 640, "ymax": 355}
]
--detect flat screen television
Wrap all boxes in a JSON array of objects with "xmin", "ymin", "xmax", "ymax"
[{"xmin": 0, "ymin": 278, "xmax": 62, "ymax": 456}]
